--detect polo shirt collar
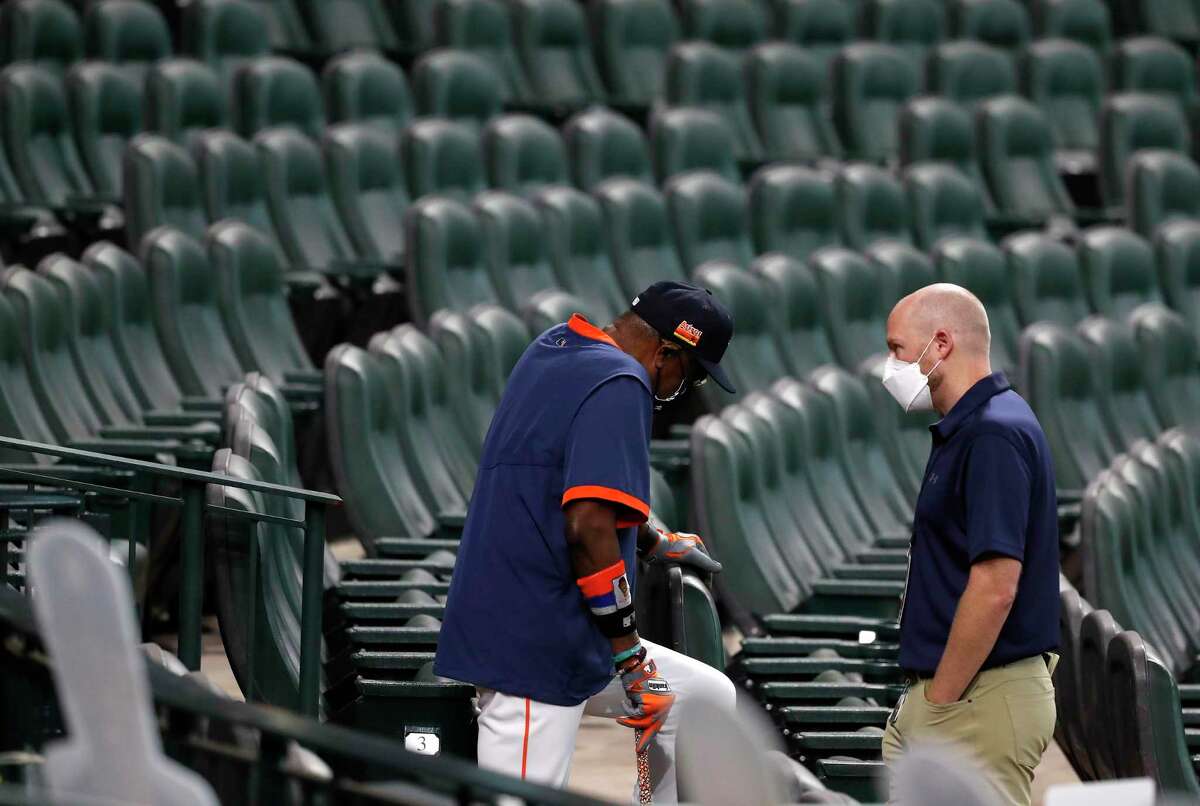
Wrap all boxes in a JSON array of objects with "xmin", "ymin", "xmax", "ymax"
[
  {"xmin": 931, "ymin": 372, "xmax": 1011, "ymax": 441},
  {"xmin": 567, "ymin": 313, "xmax": 619, "ymax": 349}
]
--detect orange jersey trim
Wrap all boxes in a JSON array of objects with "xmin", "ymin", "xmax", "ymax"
[
  {"xmin": 567, "ymin": 313, "xmax": 619, "ymax": 348},
  {"xmin": 562, "ymin": 485, "xmax": 650, "ymax": 523},
  {"xmin": 576, "ymin": 559, "xmax": 628, "ymax": 598},
  {"xmin": 521, "ymin": 698, "xmax": 531, "ymax": 779}
]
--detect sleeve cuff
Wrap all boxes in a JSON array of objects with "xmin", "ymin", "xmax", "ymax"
[{"xmin": 562, "ymin": 484, "xmax": 650, "ymax": 525}]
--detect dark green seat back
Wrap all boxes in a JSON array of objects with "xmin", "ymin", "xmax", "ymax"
[
  {"xmin": 241, "ymin": 1, "xmax": 310, "ymax": 62},
  {"xmin": 1021, "ymin": 38, "xmax": 1103, "ymax": 153},
  {"xmin": 748, "ymin": 164, "xmax": 839, "ymax": 262},
  {"xmin": 933, "ymin": 236, "xmax": 1020, "ymax": 374},
  {"xmin": 295, "ymin": 0, "xmax": 397, "ymax": 51},
  {"xmin": 182, "ymin": 0, "xmax": 271, "ymax": 99},
  {"xmin": 590, "ymin": 0, "xmax": 677, "ymax": 106},
  {"xmin": 664, "ymin": 171, "xmax": 753, "ymax": 272},
  {"xmin": 867, "ymin": 240, "xmax": 937, "ymax": 308},
  {"xmin": 1098, "ymin": 93, "xmax": 1189, "ymax": 209},
  {"xmin": 193, "ymin": 129, "xmax": 278, "ymax": 252},
  {"xmin": 649, "ymin": 107, "xmax": 738, "ymax": 184},
  {"xmin": 773, "ymin": 0, "xmax": 851, "ymax": 75},
  {"xmin": 474, "ymin": 190, "xmax": 564, "ymax": 312},
  {"xmin": 520, "ymin": 289, "xmax": 592, "ymax": 334},
  {"xmin": 1110, "ymin": 36, "xmax": 1197, "ymax": 123},
  {"xmin": 563, "ymin": 107, "xmax": 650, "ymax": 192},
  {"xmin": 679, "ymin": 0, "xmax": 767, "ymax": 56},
  {"xmin": 323, "ymin": 122, "xmax": 409, "ymax": 262},
  {"xmin": 123, "ymin": 133, "xmax": 208, "ymax": 249},
  {"xmin": 835, "ymin": 162, "xmax": 911, "ymax": 250},
  {"xmin": 950, "ymin": 0, "xmax": 1032, "ymax": 54},
  {"xmin": 412, "ymin": 49, "xmax": 503, "ymax": 132},
  {"xmin": 928, "ymin": 40, "xmax": 1017, "ymax": 110},
  {"xmin": 1076, "ymin": 316, "xmax": 1162, "ymax": 450},
  {"xmin": 810, "ymin": 246, "xmax": 888, "ymax": 370},
  {"xmin": 234, "ymin": 55, "xmax": 325, "ymax": 140},
  {"xmin": 83, "ymin": 0, "xmax": 173, "ymax": 88},
  {"xmin": 978, "ymin": 94, "xmax": 1073, "ymax": 217},
  {"xmin": 1127, "ymin": 150, "xmax": 1200, "ymax": 241},
  {"xmin": 863, "ymin": 0, "xmax": 946, "ymax": 82},
  {"xmin": 594, "ymin": 177, "xmax": 689, "ymax": 298},
  {"xmin": 664, "ymin": 41, "xmax": 763, "ymax": 161},
  {"xmin": 745, "ymin": 42, "xmax": 840, "ymax": 163},
  {"xmin": 858, "ymin": 354, "xmax": 937, "ymax": 499},
  {"xmin": 0, "ymin": 290, "xmax": 58, "ymax": 462},
  {"xmin": 1076, "ymin": 226, "xmax": 1161, "ymax": 319},
  {"xmin": 533, "ymin": 185, "xmax": 627, "ymax": 320},
  {"xmin": 1153, "ymin": 218, "xmax": 1200, "ymax": 340},
  {"xmin": 482, "ymin": 114, "xmax": 568, "ymax": 198},
  {"xmin": 749, "ymin": 253, "xmax": 836, "ymax": 378},
  {"xmin": 386, "ymin": 0, "xmax": 436, "ymax": 54},
  {"xmin": 65, "ymin": 61, "xmax": 141, "ymax": 197},
  {"xmin": 898, "ymin": 95, "xmax": 992, "ymax": 209},
  {"xmin": 405, "ymin": 195, "xmax": 502, "ymax": 325},
  {"xmin": 321, "ymin": 50, "xmax": 413, "ymax": 141},
  {"xmin": 1032, "ymin": 0, "xmax": 1110, "ymax": 55},
  {"xmin": 1130, "ymin": 304, "xmax": 1200, "ymax": 430},
  {"xmin": 832, "ymin": 43, "xmax": 918, "ymax": 163},
  {"xmin": 510, "ymin": 0, "xmax": 606, "ymax": 105},
  {"xmin": 1005, "ymin": 231, "xmax": 1088, "ymax": 327},
  {"xmin": 435, "ymin": 0, "xmax": 531, "ymax": 103},
  {"xmin": 400, "ymin": 118, "xmax": 485, "ymax": 202},
  {"xmin": 0, "ymin": 0, "xmax": 83, "ymax": 74},
  {"xmin": 255, "ymin": 126, "xmax": 354, "ymax": 270},
  {"xmin": 141, "ymin": 226, "xmax": 246, "ymax": 397},
  {"xmin": 903, "ymin": 162, "xmax": 986, "ymax": 250},
  {"xmin": 145, "ymin": 58, "xmax": 228, "ymax": 151}
]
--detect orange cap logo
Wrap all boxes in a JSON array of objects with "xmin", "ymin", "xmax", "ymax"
[{"xmin": 674, "ymin": 321, "xmax": 702, "ymax": 346}]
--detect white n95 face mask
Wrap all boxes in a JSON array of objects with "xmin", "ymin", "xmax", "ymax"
[{"xmin": 882, "ymin": 336, "xmax": 943, "ymax": 413}]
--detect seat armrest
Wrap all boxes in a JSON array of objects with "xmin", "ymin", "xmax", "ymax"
[
  {"xmin": 142, "ymin": 410, "xmax": 219, "ymax": 427},
  {"xmin": 283, "ymin": 369, "xmax": 323, "ymax": 386},
  {"xmin": 180, "ymin": 397, "xmax": 223, "ymax": 412},
  {"xmin": 98, "ymin": 424, "xmax": 219, "ymax": 445},
  {"xmin": 66, "ymin": 439, "xmax": 179, "ymax": 458}
]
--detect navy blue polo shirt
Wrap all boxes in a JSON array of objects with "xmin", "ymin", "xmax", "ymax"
[
  {"xmin": 434, "ymin": 315, "xmax": 652, "ymax": 706},
  {"xmin": 898, "ymin": 372, "xmax": 1060, "ymax": 675}
]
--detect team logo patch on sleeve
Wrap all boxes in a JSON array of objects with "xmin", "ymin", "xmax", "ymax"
[{"xmin": 674, "ymin": 321, "xmax": 702, "ymax": 346}]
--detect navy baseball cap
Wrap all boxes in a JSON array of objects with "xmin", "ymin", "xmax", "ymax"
[{"xmin": 632, "ymin": 281, "xmax": 736, "ymax": 394}]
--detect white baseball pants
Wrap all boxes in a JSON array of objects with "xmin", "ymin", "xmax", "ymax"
[{"xmin": 475, "ymin": 639, "xmax": 736, "ymax": 804}]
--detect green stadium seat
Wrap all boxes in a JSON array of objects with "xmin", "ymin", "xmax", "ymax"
[
  {"xmin": 1127, "ymin": 150, "xmax": 1200, "ymax": 240},
  {"xmin": 65, "ymin": 61, "xmax": 141, "ymax": 198},
  {"xmin": 192, "ymin": 130, "xmax": 278, "ymax": 251},
  {"xmin": 832, "ymin": 43, "xmax": 919, "ymax": 163},
  {"xmin": 294, "ymin": 0, "xmax": 398, "ymax": 52},
  {"xmin": 324, "ymin": 344, "xmax": 441, "ymax": 544},
  {"xmin": 122, "ymin": 134, "xmax": 208, "ymax": 247},
  {"xmin": 1005, "ymin": 231, "xmax": 1089, "ymax": 327},
  {"xmin": 323, "ymin": 123, "xmax": 409, "ymax": 263},
  {"xmin": 207, "ymin": 220, "xmax": 319, "ymax": 385},
  {"xmin": 400, "ymin": 118, "xmax": 484, "ymax": 202},
  {"xmin": 509, "ymin": 0, "xmax": 606, "ymax": 107},
  {"xmin": 835, "ymin": 163, "xmax": 911, "ymax": 250},
  {"xmin": 520, "ymin": 288, "xmax": 590, "ymax": 333},
  {"xmin": 82, "ymin": 0, "xmax": 172, "ymax": 88},
  {"xmin": 664, "ymin": 41, "xmax": 763, "ymax": 161},
  {"xmin": 749, "ymin": 253, "xmax": 837, "ymax": 378},
  {"xmin": 533, "ymin": 185, "xmax": 628, "ymax": 320},
  {"xmin": 1098, "ymin": 93, "xmax": 1189, "ymax": 210},
  {"xmin": 678, "ymin": 0, "xmax": 767, "ymax": 56},
  {"xmin": 435, "ymin": 0, "xmax": 531, "ymax": 103},
  {"xmin": 927, "ymin": 40, "xmax": 1017, "ymax": 109},
  {"xmin": 949, "ymin": 0, "xmax": 1032, "ymax": 55},
  {"xmin": 321, "ymin": 51, "xmax": 413, "ymax": 141},
  {"xmin": 650, "ymin": 108, "xmax": 739, "ymax": 184},
  {"xmin": 473, "ymin": 191, "xmax": 565, "ymax": 312},
  {"xmin": 664, "ymin": 171, "xmax": 754, "ymax": 273},
  {"xmin": 772, "ymin": 0, "xmax": 851, "ymax": 76},
  {"xmin": 1133, "ymin": 305, "xmax": 1200, "ymax": 429},
  {"xmin": 1114, "ymin": 0, "xmax": 1200, "ymax": 43},
  {"xmin": 404, "ymin": 196, "xmax": 503, "ymax": 325},
  {"xmin": 144, "ymin": 58, "xmax": 227, "ymax": 150},
  {"xmin": 976, "ymin": 95, "xmax": 1073, "ymax": 218},
  {"xmin": 1, "ymin": 65, "xmax": 101, "ymax": 208},
  {"xmin": 1110, "ymin": 37, "xmax": 1197, "ymax": 126},
  {"xmin": 1020, "ymin": 38, "xmax": 1104, "ymax": 160},
  {"xmin": 1016, "ymin": 322, "xmax": 1118, "ymax": 490},
  {"xmin": 898, "ymin": 96, "xmax": 992, "ymax": 209},
  {"xmin": 867, "ymin": 241, "xmax": 938, "ymax": 308},
  {"xmin": 589, "ymin": 0, "xmax": 677, "ymax": 107},
  {"xmin": 0, "ymin": 291, "xmax": 62, "ymax": 459},
  {"xmin": 0, "ymin": 0, "xmax": 83, "ymax": 75},
  {"xmin": 181, "ymin": 0, "xmax": 270, "ymax": 99},
  {"xmin": 254, "ymin": 127, "xmax": 360, "ymax": 273},
  {"xmin": 810, "ymin": 247, "xmax": 888, "ymax": 369},
  {"xmin": 385, "ymin": 0, "xmax": 436, "ymax": 55},
  {"xmin": 1153, "ymin": 219, "xmax": 1200, "ymax": 337},
  {"xmin": 1076, "ymin": 226, "xmax": 1161, "ymax": 319},
  {"xmin": 748, "ymin": 164, "xmax": 840, "ymax": 262},
  {"xmin": 562, "ymin": 107, "xmax": 651, "ymax": 191},
  {"xmin": 1031, "ymin": 0, "xmax": 1111, "ymax": 55},
  {"xmin": 933, "ymin": 236, "xmax": 1020, "ymax": 374},
  {"xmin": 233, "ymin": 56, "xmax": 324, "ymax": 140},
  {"xmin": 481, "ymin": 114, "xmax": 568, "ymax": 198},
  {"xmin": 411, "ymin": 49, "xmax": 502, "ymax": 132},
  {"xmin": 902, "ymin": 163, "xmax": 986, "ymax": 250},
  {"xmin": 1075, "ymin": 316, "xmax": 1163, "ymax": 449},
  {"xmin": 140, "ymin": 227, "xmax": 247, "ymax": 398},
  {"xmin": 745, "ymin": 43, "xmax": 841, "ymax": 162},
  {"xmin": 594, "ymin": 178, "xmax": 689, "ymax": 297},
  {"xmin": 242, "ymin": 0, "xmax": 312, "ymax": 52},
  {"xmin": 861, "ymin": 0, "xmax": 946, "ymax": 83},
  {"xmin": 83, "ymin": 241, "xmax": 221, "ymax": 415},
  {"xmin": 691, "ymin": 262, "xmax": 785, "ymax": 404}
]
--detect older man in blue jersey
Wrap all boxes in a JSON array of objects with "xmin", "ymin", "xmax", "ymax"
[{"xmin": 436, "ymin": 282, "xmax": 737, "ymax": 802}]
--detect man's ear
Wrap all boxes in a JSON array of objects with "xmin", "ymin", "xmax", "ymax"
[{"xmin": 934, "ymin": 328, "xmax": 954, "ymax": 359}]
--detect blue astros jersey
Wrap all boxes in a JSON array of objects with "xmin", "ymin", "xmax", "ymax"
[{"xmin": 434, "ymin": 315, "xmax": 653, "ymax": 706}]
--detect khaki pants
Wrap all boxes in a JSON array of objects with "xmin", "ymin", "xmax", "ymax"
[{"xmin": 882, "ymin": 654, "xmax": 1058, "ymax": 806}]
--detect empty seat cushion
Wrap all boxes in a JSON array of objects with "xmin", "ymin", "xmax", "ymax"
[
  {"xmin": 534, "ymin": 185, "xmax": 628, "ymax": 320},
  {"xmin": 563, "ymin": 107, "xmax": 651, "ymax": 191},
  {"xmin": 473, "ymin": 190, "xmax": 563, "ymax": 310},
  {"xmin": 832, "ymin": 43, "xmax": 919, "ymax": 162},
  {"xmin": 66, "ymin": 61, "xmax": 142, "ymax": 197},
  {"xmin": 664, "ymin": 41, "xmax": 763, "ymax": 161},
  {"xmin": 590, "ymin": 0, "xmax": 677, "ymax": 105},
  {"xmin": 678, "ymin": 0, "xmax": 766, "ymax": 54},
  {"xmin": 321, "ymin": 50, "xmax": 413, "ymax": 138},
  {"xmin": 904, "ymin": 163, "xmax": 986, "ymax": 249},
  {"xmin": 234, "ymin": 56, "xmax": 325, "ymax": 140},
  {"xmin": 123, "ymin": 133, "xmax": 210, "ymax": 247},
  {"xmin": 1127, "ymin": 150, "xmax": 1200, "ymax": 239},
  {"xmin": 405, "ymin": 195, "xmax": 502, "ymax": 323},
  {"xmin": 1110, "ymin": 37, "xmax": 1197, "ymax": 122},
  {"xmin": 411, "ymin": 49, "xmax": 503, "ymax": 131},
  {"xmin": 810, "ymin": 246, "xmax": 890, "ymax": 368},
  {"xmin": 323, "ymin": 122, "xmax": 410, "ymax": 262},
  {"xmin": 1021, "ymin": 38, "xmax": 1103, "ymax": 154},
  {"xmin": 435, "ymin": 0, "xmax": 531, "ymax": 102},
  {"xmin": 401, "ymin": 118, "xmax": 485, "ymax": 201},
  {"xmin": 1076, "ymin": 226, "xmax": 1161, "ymax": 319},
  {"xmin": 664, "ymin": 171, "xmax": 754, "ymax": 270},
  {"xmin": 0, "ymin": 0, "xmax": 84, "ymax": 73},
  {"xmin": 748, "ymin": 164, "xmax": 839, "ymax": 261},
  {"xmin": 509, "ymin": 0, "xmax": 606, "ymax": 106},
  {"xmin": 182, "ymin": 0, "xmax": 271, "ymax": 96},
  {"xmin": 482, "ymin": 114, "xmax": 568, "ymax": 197},
  {"xmin": 144, "ymin": 58, "xmax": 228, "ymax": 150},
  {"xmin": 649, "ymin": 107, "xmax": 738, "ymax": 184},
  {"xmin": 745, "ymin": 42, "xmax": 840, "ymax": 162},
  {"xmin": 193, "ymin": 129, "xmax": 277, "ymax": 246},
  {"xmin": 977, "ymin": 95, "xmax": 1073, "ymax": 217},
  {"xmin": 1004, "ymin": 231, "xmax": 1088, "ymax": 326},
  {"xmin": 835, "ymin": 163, "xmax": 912, "ymax": 249},
  {"xmin": 1098, "ymin": 93, "xmax": 1190, "ymax": 209},
  {"xmin": 83, "ymin": 0, "xmax": 173, "ymax": 86},
  {"xmin": 593, "ymin": 178, "xmax": 688, "ymax": 296},
  {"xmin": 928, "ymin": 40, "xmax": 1017, "ymax": 108}
]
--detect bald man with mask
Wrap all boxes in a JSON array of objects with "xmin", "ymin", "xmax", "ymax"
[{"xmin": 880, "ymin": 284, "xmax": 1060, "ymax": 806}]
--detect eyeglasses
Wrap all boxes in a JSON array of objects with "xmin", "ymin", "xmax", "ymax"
[{"xmin": 664, "ymin": 347, "xmax": 708, "ymax": 390}]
